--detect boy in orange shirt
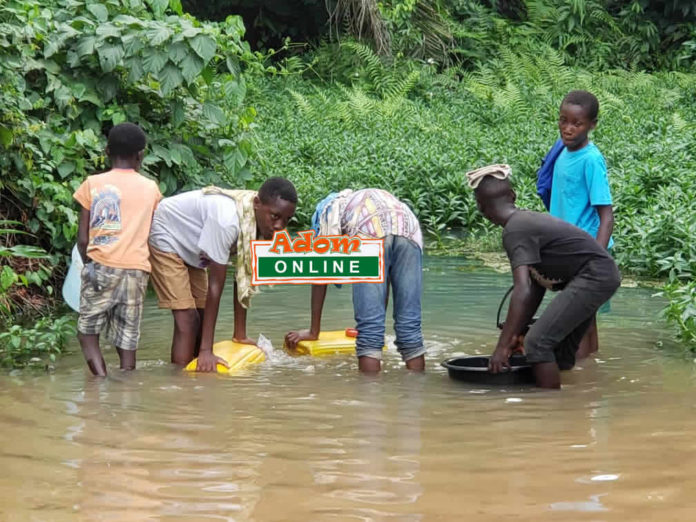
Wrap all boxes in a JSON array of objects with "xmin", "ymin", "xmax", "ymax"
[{"xmin": 73, "ymin": 123, "xmax": 162, "ymax": 376}]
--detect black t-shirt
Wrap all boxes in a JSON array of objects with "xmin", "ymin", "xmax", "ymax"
[{"xmin": 503, "ymin": 210, "xmax": 612, "ymax": 290}]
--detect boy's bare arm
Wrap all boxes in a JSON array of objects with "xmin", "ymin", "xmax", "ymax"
[
  {"xmin": 77, "ymin": 207, "xmax": 90, "ymax": 264},
  {"xmin": 284, "ymin": 284, "xmax": 328, "ymax": 349},
  {"xmin": 490, "ymin": 266, "xmax": 545, "ymax": 373},
  {"xmin": 595, "ymin": 205, "xmax": 614, "ymax": 249},
  {"xmin": 195, "ymin": 261, "xmax": 230, "ymax": 372}
]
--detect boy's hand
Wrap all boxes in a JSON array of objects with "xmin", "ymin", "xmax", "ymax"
[
  {"xmin": 232, "ymin": 336, "xmax": 257, "ymax": 346},
  {"xmin": 196, "ymin": 350, "xmax": 230, "ymax": 373},
  {"xmin": 284, "ymin": 329, "xmax": 318, "ymax": 350},
  {"xmin": 489, "ymin": 345, "xmax": 512, "ymax": 373}
]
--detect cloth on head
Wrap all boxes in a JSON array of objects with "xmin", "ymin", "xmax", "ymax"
[
  {"xmin": 466, "ymin": 164, "xmax": 512, "ymax": 189},
  {"xmin": 201, "ymin": 186, "xmax": 257, "ymax": 309}
]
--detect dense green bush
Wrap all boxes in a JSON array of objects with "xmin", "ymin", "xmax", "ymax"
[
  {"xmin": 1, "ymin": 0, "xmax": 259, "ymax": 254},
  {"xmin": 0, "ymin": 0, "xmax": 263, "ymax": 367}
]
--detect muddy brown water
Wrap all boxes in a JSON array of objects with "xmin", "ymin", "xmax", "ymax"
[{"xmin": 1, "ymin": 257, "xmax": 694, "ymax": 521}]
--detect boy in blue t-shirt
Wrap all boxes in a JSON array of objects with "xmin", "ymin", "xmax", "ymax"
[{"xmin": 551, "ymin": 90, "xmax": 614, "ymax": 358}]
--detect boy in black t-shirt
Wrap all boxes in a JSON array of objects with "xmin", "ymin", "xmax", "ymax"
[{"xmin": 468, "ymin": 165, "xmax": 621, "ymax": 388}]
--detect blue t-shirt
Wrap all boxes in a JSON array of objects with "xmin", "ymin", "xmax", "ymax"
[{"xmin": 550, "ymin": 142, "xmax": 614, "ymax": 248}]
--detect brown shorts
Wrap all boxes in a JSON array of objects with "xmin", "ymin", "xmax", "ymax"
[{"xmin": 149, "ymin": 245, "xmax": 208, "ymax": 309}]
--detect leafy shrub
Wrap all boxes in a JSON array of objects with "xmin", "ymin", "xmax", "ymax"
[
  {"xmin": 1, "ymin": 0, "xmax": 260, "ymax": 255},
  {"xmin": 0, "ymin": 220, "xmax": 75, "ymax": 368},
  {"xmin": 661, "ymin": 281, "xmax": 696, "ymax": 351}
]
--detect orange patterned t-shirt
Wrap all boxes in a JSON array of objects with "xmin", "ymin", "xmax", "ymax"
[{"xmin": 73, "ymin": 169, "xmax": 162, "ymax": 272}]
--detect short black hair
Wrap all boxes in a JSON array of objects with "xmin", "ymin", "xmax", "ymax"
[
  {"xmin": 258, "ymin": 177, "xmax": 297, "ymax": 204},
  {"xmin": 474, "ymin": 176, "xmax": 513, "ymax": 200},
  {"xmin": 107, "ymin": 123, "xmax": 146, "ymax": 158},
  {"xmin": 561, "ymin": 90, "xmax": 599, "ymax": 120}
]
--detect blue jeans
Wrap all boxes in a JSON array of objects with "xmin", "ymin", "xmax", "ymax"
[{"xmin": 352, "ymin": 235, "xmax": 425, "ymax": 361}]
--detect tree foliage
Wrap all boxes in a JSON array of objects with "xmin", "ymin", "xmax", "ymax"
[{"xmin": 0, "ymin": 0, "xmax": 259, "ymax": 255}]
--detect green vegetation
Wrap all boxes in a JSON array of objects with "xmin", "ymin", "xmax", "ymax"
[
  {"xmin": 0, "ymin": 221, "xmax": 75, "ymax": 368},
  {"xmin": 1, "ymin": 0, "xmax": 265, "ymax": 367},
  {"xmin": 1, "ymin": 0, "xmax": 695, "ymax": 366},
  {"xmin": 250, "ymin": 42, "xmax": 696, "ymax": 349}
]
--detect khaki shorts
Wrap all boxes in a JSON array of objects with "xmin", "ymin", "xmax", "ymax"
[
  {"xmin": 149, "ymin": 245, "xmax": 207, "ymax": 309},
  {"xmin": 77, "ymin": 263, "xmax": 148, "ymax": 351}
]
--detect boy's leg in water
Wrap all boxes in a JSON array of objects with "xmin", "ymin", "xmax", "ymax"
[
  {"xmin": 171, "ymin": 308, "xmax": 201, "ymax": 366},
  {"xmin": 524, "ymin": 259, "xmax": 619, "ymax": 388},
  {"xmin": 116, "ymin": 348, "xmax": 136, "ymax": 370},
  {"xmin": 353, "ymin": 237, "xmax": 390, "ymax": 374},
  {"xmin": 533, "ymin": 362, "xmax": 561, "ymax": 389},
  {"xmin": 576, "ymin": 315, "xmax": 599, "ymax": 359},
  {"xmin": 79, "ymin": 333, "xmax": 107, "ymax": 376},
  {"xmin": 390, "ymin": 236, "xmax": 426, "ymax": 372}
]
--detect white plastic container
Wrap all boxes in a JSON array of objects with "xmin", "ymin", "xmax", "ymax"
[{"xmin": 62, "ymin": 245, "xmax": 83, "ymax": 312}]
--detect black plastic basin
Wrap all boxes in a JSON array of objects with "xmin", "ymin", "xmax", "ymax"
[{"xmin": 441, "ymin": 355, "xmax": 535, "ymax": 385}]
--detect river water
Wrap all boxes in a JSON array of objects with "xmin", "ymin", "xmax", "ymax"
[{"xmin": 1, "ymin": 257, "xmax": 694, "ymax": 521}]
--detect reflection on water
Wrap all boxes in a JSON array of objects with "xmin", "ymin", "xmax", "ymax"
[{"xmin": 1, "ymin": 256, "xmax": 695, "ymax": 521}]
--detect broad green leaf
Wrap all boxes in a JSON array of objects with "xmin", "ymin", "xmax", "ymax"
[
  {"xmin": 172, "ymin": 100, "xmax": 185, "ymax": 127},
  {"xmin": 190, "ymin": 34, "xmax": 216, "ymax": 62},
  {"xmin": 147, "ymin": 0, "xmax": 168, "ymax": 16},
  {"xmin": 0, "ymin": 126, "xmax": 12, "ymax": 148},
  {"xmin": 180, "ymin": 53, "xmax": 204, "ymax": 83},
  {"xmin": 200, "ymin": 65, "xmax": 214, "ymax": 85},
  {"xmin": 87, "ymin": 4, "xmax": 109, "ymax": 22},
  {"xmin": 97, "ymin": 42, "xmax": 124, "ymax": 72},
  {"xmin": 226, "ymin": 56, "xmax": 240, "ymax": 76},
  {"xmin": 9, "ymin": 245, "xmax": 50, "ymax": 259},
  {"xmin": 181, "ymin": 27, "xmax": 202, "ymax": 38},
  {"xmin": 142, "ymin": 49, "xmax": 168, "ymax": 74},
  {"xmin": 145, "ymin": 25, "xmax": 172, "ymax": 46},
  {"xmin": 126, "ymin": 56, "xmax": 144, "ymax": 83},
  {"xmin": 167, "ymin": 42, "xmax": 189, "ymax": 64},
  {"xmin": 96, "ymin": 24, "xmax": 121, "ymax": 39},
  {"xmin": 152, "ymin": 144, "xmax": 172, "ymax": 166},
  {"xmin": 169, "ymin": 0, "xmax": 183, "ymax": 16},
  {"xmin": 123, "ymin": 33, "xmax": 144, "ymax": 55},
  {"xmin": 76, "ymin": 36, "xmax": 96, "ymax": 57},
  {"xmin": 158, "ymin": 62, "xmax": 184, "ymax": 94},
  {"xmin": 1, "ymin": 266, "xmax": 17, "ymax": 292},
  {"xmin": 202, "ymin": 102, "xmax": 227, "ymax": 126},
  {"xmin": 53, "ymin": 85, "xmax": 74, "ymax": 111},
  {"xmin": 112, "ymin": 112, "xmax": 127, "ymax": 125}
]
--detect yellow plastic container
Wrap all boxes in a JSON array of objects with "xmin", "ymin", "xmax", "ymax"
[
  {"xmin": 285, "ymin": 329, "xmax": 386, "ymax": 357},
  {"xmin": 184, "ymin": 340, "xmax": 266, "ymax": 374}
]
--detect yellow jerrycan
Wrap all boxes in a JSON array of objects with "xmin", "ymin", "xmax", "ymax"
[
  {"xmin": 285, "ymin": 328, "xmax": 386, "ymax": 357},
  {"xmin": 185, "ymin": 340, "xmax": 266, "ymax": 374}
]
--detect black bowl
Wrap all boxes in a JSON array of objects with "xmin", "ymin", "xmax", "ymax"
[{"xmin": 441, "ymin": 355, "xmax": 535, "ymax": 385}]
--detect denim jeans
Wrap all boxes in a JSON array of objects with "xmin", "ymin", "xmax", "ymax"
[{"xmin": 352, "ymin": 235, "xmax": 425, "ymax": 361}]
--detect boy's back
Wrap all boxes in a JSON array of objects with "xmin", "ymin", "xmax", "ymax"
[
  {"xmin": 503, "ymin": 210, "xmax": 613, "ymax": 290},
  {"xmin": 74, "ymin": 168, "xmax": 161, "ymax": 271}
]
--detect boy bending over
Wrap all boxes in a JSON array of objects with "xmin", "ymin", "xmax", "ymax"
[
  {"xmin": 470, "ymin": 165, "xmax": 620, "ymax": 388},
  {"xmin": 285, "ymin": 189, "xmax": 425, "ymax": 373},
  {"xmin": 148, "ymin": 178, "xmax": 296, "ymax": 372}
]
